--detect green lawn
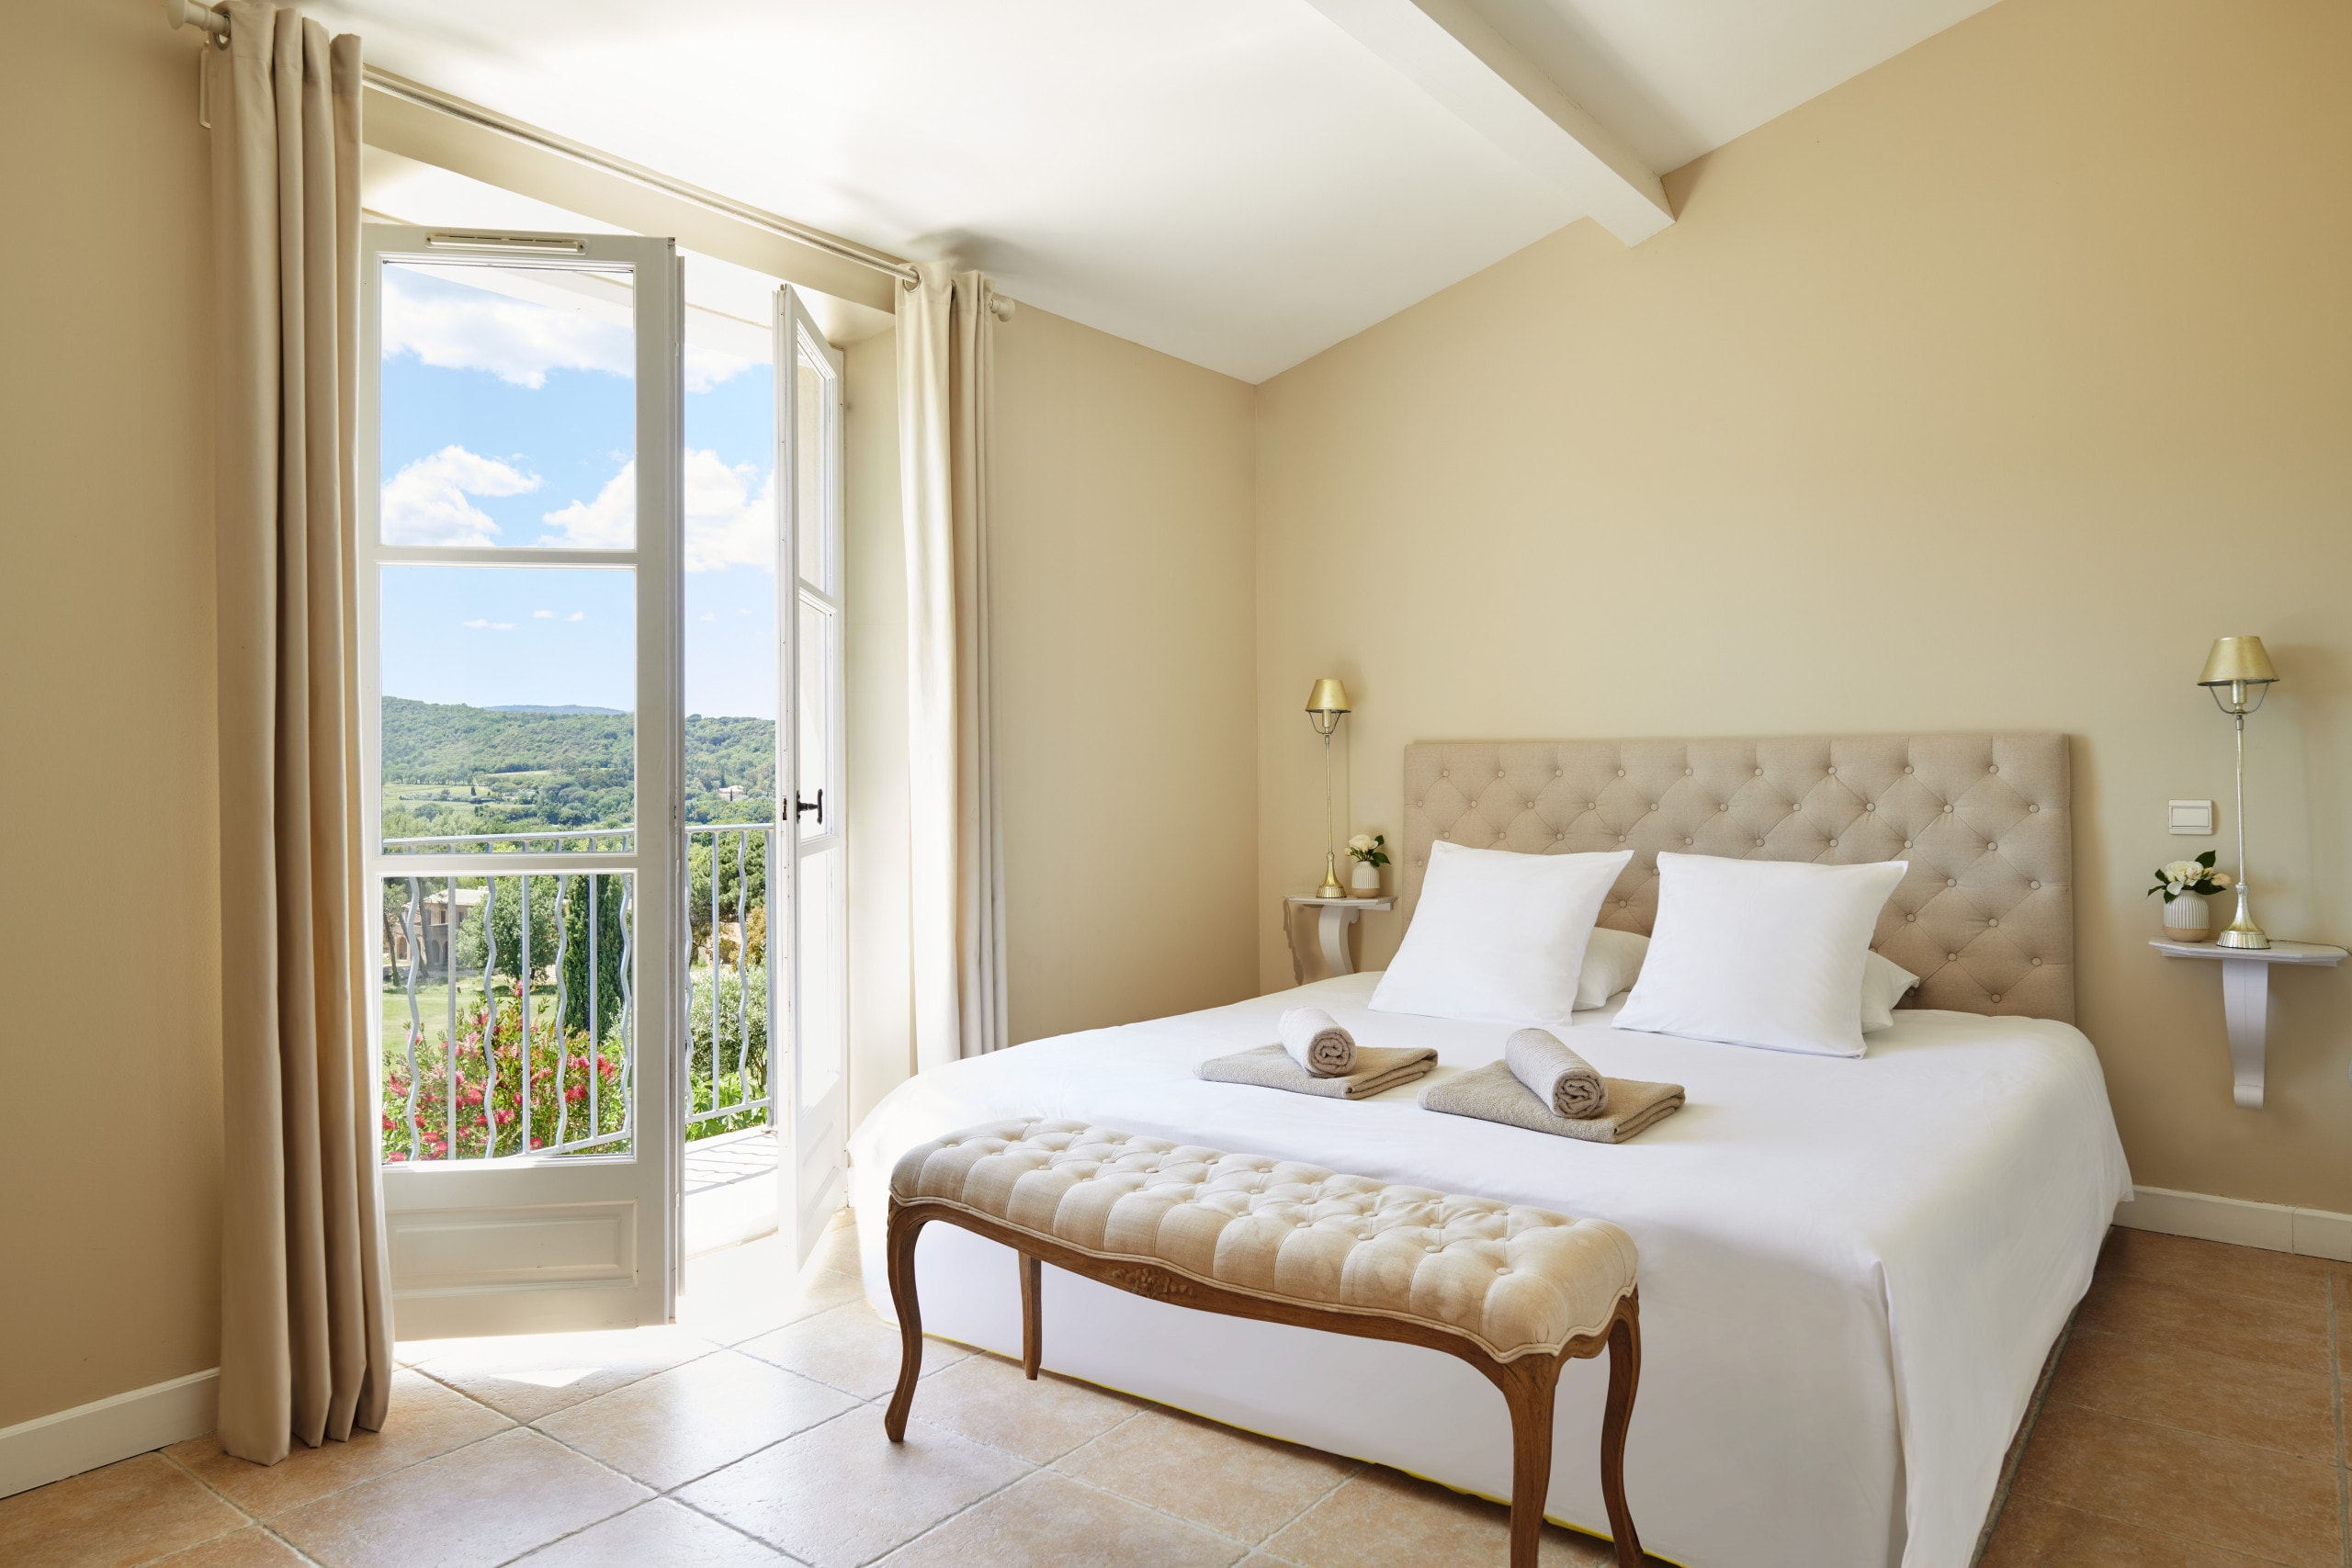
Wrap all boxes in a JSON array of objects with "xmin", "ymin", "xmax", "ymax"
[{"xmin": 379, "ymin": 976, "xmax": 557, "ymax": 1044}]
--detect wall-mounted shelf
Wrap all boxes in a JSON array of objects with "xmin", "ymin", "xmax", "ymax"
[
  {"xmin": 2151, "ymin": 938, "xmax": 2346, "ymax": 1109},
  {"xmin": 1285, "ymin": 896, "xmax": 1395, "ymax": 981}
]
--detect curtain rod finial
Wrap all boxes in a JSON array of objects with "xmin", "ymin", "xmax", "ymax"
[{"xmin": 167, "ymin": 0, "xmax": 227, "ymax": 41}]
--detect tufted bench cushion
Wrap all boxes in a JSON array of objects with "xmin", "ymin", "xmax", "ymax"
[{"xmin": 889, "ymin": 1117, "xmax": 1637, "ymax": 1361}]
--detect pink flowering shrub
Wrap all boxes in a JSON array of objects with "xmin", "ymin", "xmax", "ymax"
[{"xmin": 381, "ymin": 994, "xmax": 629, "ymax": 1162}]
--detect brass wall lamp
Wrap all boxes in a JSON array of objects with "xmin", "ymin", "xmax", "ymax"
[
  {"xmin": 2198, "ymin": 637, "xmax": 2279, "ymax": 950},
  {"xmin": 1306, "ymin": 678, "xmax": 1351, "ymax": 899}
]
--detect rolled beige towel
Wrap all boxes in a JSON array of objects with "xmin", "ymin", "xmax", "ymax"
[
  {"xmin": 1505, "ymin": 1027, "xmax": 1609, "ymax": 1119},
  {"xmin": 1279, "ymin": 1007, "xmax": 1356, "ymax": 1077}
]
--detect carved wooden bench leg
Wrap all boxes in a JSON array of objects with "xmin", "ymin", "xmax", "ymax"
[
  {"xmin": 1496, "ymin": 1350, "xmax": 1565, "ymax": 1568},
  {"xmin": 1020, "ymin": 1252, "xmax": 1043, "ymax": 1380},
  {"xmin": 1599, "ymin": 1297, "xmax": 1645, "ymax": 1566},
  {"xmin": 883, "ymin": 1203, "xmax": 928, "ymax": 1441}
]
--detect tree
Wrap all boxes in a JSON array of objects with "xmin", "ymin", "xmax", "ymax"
[
  {"xmin": 687, "ymin": 830, "xmax": 768, "ymax": 955},
  {"xmin": 559, "ymin": 873, "xmax": 630, "ymax": 1044},
  {"xmin": 447, "ymin": 872, "xmax": 630, "ymax": 1044}
]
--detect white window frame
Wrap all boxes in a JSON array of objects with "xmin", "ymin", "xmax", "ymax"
[{"xmin": 356, "ymin": 225, "xmax": 686, "ymax": 1338}]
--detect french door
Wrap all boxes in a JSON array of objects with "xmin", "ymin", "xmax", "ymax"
[
  {"xmin": 777, "ymin": 288, "xmax": 849, "ymax": 1267},
  {"xmin": 358, "ymin": 225, "xmax": 684, "ymax": 1337}
]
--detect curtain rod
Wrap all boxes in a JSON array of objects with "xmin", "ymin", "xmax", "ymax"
[{"xmin": 166, "ymin": 0, "xmax": 922, "ymax": 288}]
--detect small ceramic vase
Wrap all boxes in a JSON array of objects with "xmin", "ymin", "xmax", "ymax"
[
  {"xmin": 2162, "ymin": 892, "xmax": 2212, "ymax": 942},
  {"xmin": 1350, "ymin": 861, "xmax": 1383, "ymax": 897}
]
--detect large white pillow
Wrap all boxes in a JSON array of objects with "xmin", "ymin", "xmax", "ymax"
[
  {"xmin": 1860, "ymin": 952, "xmax": 1922, "ymax": 1032},
  {"xmin": 1577, "ymin": 929, "xmax": 1650, "ymax": 1010},
  {"xmin": 1587, "ymin": 929, "xmax": 1916, "ymax": 1025},
  {"xmin": 1615, "ymin": 853, "xmax": 1908, "ymax": 1056},
  {"xmin": 1371, "ymin": 843, "xmax": 1631, "ymax": 1028}
]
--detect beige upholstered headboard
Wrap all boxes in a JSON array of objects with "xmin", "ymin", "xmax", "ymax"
[{"xmin": 1399, "ymin": 735, "xmax": 2074, "ymax": 1021}]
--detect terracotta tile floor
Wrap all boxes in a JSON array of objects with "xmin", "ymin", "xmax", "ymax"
[
  {"xmin": 1977, "ymin": 1227, "xmax": 2349, "ymax": 1568},
  {"xmin": 5, "ymin": 1220, "xmax": 2341, "ymax": 1567}
]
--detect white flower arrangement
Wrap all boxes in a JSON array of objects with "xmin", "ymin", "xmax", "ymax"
[
  {"xmin": 1347, "ymin": 831, "xmax": 1390, "ymax": 867},
  {"xmin": 2148, "ymin": 851, "xmax": 2232, "ymax": 903}
]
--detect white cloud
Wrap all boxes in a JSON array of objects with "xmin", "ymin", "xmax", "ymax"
[
  {"xmin": 532, "ymin": 609, "xmax": 555, "ymax": 619},
  {"xmin": 382, "ymin": 265, "xmax": 752, "ymax": 392},
  {"xmin": 566, "ymin": 611, "xmax": 585, "ymax": 622},
  {"xmin": 541, "ymin": 462, "xmax": 635, "ymax": 548},
  {"xmin": 686, "ymin": 451, "xmax": 775, "ymax": 571},
  {"xmin": 684, "ymin": 345, "xmax": 754, "ymax": 394},
  {"xmin": 537, "ymin": 449, "xmax": 776, "ymax": 572},
  {"xmin": 697, "ymin": 612, "xmax": 718, "ymax": 623},
  {"xmin": 461, "ymin": 618, "xmax": 516, "ymax": 632},
  {"xmin": 383, "ymin": 267, "xmax": 631, "ymax": 389},
  {"xmin": 381, "ymin": 446, "xmax": 539, "ymax": 547}
]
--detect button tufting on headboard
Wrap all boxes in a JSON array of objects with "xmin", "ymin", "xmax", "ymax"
[{"xmin": 1399, "ymin": 735, "xmax": 2075, "ymax": 1022}]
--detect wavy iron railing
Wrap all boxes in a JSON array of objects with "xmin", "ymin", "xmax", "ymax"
[
  {"xmin": 378, "ymin": 822, "xmax": 767, "ymax": 1166},
  {"xmin": 685, "ymin": 823, "xmax": 773, "ymax": 1139},
  {"xmin": 380, "ymin": 864, "xmax": 636, "ymax": 1164}
]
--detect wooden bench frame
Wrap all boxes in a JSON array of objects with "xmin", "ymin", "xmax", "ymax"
[{"xmin": 883, "ymin": 1196, "xmax": 1645, "ymax": 1568}]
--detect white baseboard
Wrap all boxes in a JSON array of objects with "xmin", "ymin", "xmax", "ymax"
[
  {"xmin": 0, "ymin": 1368, "xmax": 218, "ymax": 1500},
  {"xmin": 2114, "ymin": 1185, "xmax": 2352, "ymax": 1262}
]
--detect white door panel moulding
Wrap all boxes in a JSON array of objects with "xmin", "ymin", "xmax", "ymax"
[
  {"xmin": 0, "ymin": 1369, "xmax": 218, "ymax": 1500},
  {"xmin": 2115, "ymin": 1185, "xmax": 2352, "ymax": 1263},
  {"xmin": 1304, "ymin": 0, "xmax": 1673, "ymax": 243}
]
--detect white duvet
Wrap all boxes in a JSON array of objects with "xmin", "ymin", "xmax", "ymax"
[{"xmin": 848, "ymin": 973, "xmax": 2130, "ymax": 1568}]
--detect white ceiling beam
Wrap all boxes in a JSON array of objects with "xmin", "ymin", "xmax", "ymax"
[{"xmin": 1305, "ymin": 0, "xmax": 1673, "ymax": 245}]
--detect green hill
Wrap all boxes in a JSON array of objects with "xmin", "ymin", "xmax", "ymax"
[{"xmin": 379, "ymin": 698, "xmax": 776, "ymax": 839}]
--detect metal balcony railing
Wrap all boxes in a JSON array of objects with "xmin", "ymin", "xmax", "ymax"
[
  {"xmin": 376, "ymin": 821, "xmax": 773, "ymax": 1168},
  {"xmin": 685, "ymin": 823, "xmax": 773, "ymax": 1140},
  {"xmin": 381, "ymin": 866, "xmax": 635, "ymax": 1164}
]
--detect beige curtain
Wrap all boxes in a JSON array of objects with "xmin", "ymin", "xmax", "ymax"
[
  {"xmin": 897, "ymin": 265, "xmax": 1008, "ymax": 1068},
  {"xmin": 207, "ymin": 2, "xmax": 391, "ymax": 1465}
]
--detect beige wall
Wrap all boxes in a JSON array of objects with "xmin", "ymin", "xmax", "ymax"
[
  {"xmin": 1255, "ymin": 0, "xmax": 2352, "ymax": 1212},
  {"xmin": 841, "ymin": 305, "xmax": 1259, "ymax": 1117},
  {"xmin": 993, "ymin": 308, "xmax": 1261, "ymax": 1045},
  {"xmin": 0, "ymin": 6, "xmax": 224, "ymax": 1426}
]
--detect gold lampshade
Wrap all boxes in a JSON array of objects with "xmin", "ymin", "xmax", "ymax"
[
  {"xmin": 1305, "ymin": 677, "xmax": 1351, "ymax": 716},
  {"xmin": 2198, "ymin": 637, "xmax": 2278, "ymax": 688}
]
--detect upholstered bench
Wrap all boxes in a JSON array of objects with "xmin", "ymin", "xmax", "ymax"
[{"xmin": 883, "ymin": 1119, "xmax": 1645, "ymax": 1567}]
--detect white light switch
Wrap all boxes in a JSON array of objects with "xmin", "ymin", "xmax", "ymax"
[{"xmin": 2169, "ymin": 799, "xmax": 2215, "ymax": 835}]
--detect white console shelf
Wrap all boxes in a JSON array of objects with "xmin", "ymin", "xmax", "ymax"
[
  {"xmin": 1285, "ymin": 895, "xmax": 1395, "ymax": 980},
  {"xmin": 2151, "ymin": 938, "xmax": 2347, "ymax": 1110}
]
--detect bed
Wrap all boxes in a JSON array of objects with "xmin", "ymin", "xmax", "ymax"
[{"xmin": 848, "ymin": 736, "xmax": 2132, "ymax": 1568}]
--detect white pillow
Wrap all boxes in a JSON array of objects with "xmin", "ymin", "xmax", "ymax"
[
  {"xmin": 1371, "ymin": 843, "xmax": 1631, "ymax": 1028},
  {"xmin": 1577, "ymin": 929, "xmax": 1650, "ymax": 1010},
  {"xmin": 1615, "ymin": 853, "xmax": 1907, "ymax": 1057},
  {"xmin": 1582, "ymin": 928, "xmax": 1912, "ymax": 1023},
  {"xmin": 1860, "ymin": 952, "xmax": 1921, "ymax": 1032}
]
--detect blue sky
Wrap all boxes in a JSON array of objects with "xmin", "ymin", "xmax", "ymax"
[{"xmin": 378, "ymin": 262, "xmax": 779, "ymax": 719}]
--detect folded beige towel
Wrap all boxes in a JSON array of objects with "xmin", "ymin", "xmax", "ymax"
[
  {"xmin": 1505, "ymin": 1027, "xmax": 1607, "ymax": 1119},
  {"xmin": 1279, "ymin": 1006, "xmax": 1356, "ymax": 1076},
  {"xmin": 1197, "ymin": 1043, "xmax": 1437, "ymax": 1100},
  {"xmin": 1420, "ymin": 1061, "xmax": 1685, "ymax": 1143}
]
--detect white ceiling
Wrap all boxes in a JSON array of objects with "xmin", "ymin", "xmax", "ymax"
[{"xmin": 311, "ymin": 0, "xmax": 1998, "ymax": 383}]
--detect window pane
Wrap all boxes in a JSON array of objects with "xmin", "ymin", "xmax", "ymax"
[
  {"xmin": 379, "ymin": 566, "xmax": 635, "ymax": 853},
  {"xmin": 797, "ymin": 595, "xmax": 834, "ymax": 839},
  {"xmin": 380, "ymin": 259, "xmax": 637, "ymax": 550},
  {"xmin": 795, "ymin": 349, "xmax": 827, "ymax": 590}
]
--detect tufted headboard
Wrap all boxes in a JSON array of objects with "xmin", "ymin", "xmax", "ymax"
[{"xmin": 1398, "ymin": 735, "xmax": 2074, "ymax": 1021}]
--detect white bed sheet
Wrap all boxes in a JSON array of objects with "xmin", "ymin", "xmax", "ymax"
[{"xmin": 848, "ymin": 973, "xmax": 2131, "ymax": 1568}]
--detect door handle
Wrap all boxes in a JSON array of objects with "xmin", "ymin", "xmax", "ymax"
[{"xmin": 793, "ymin": 789, "xmax": 825, "ymax": 828}]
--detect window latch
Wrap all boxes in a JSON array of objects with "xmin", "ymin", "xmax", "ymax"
[{"xmin": 792, "ymin": 789, "xmax": 825, "ymax": 828}]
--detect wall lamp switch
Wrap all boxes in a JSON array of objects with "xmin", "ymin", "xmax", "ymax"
[{"xmin": 2169, "ymin": 799, "xmax": 2215, "ymax": 836}]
